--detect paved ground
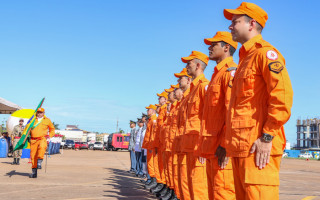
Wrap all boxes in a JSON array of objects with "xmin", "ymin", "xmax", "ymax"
[{"xmin": 0, "ymin": 150, "xmax": 319, "ymax": 200}]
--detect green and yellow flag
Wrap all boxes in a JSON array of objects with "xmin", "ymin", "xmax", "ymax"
[{"xmin": 13, "ymin": 98, "xmax": 45, "ymax": 151}]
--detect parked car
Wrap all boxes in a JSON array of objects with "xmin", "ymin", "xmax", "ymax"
[
  {"xmin": 88, "ymin": 143, "xmax": 94, "ymax": 150},
  {"xmin": 282, "ymin": 152, "xmax": 288, "ymax": 158},
  {"xmin": 298, "ymin": 153, "xmax": 313, "ymax": 159},
  {"xmin": 61, "ymin": 140, "xmax": 66, "ymax": 148},
  {"xmin": 74, "ymin": 142, "xmax": 81, "ymax": 149},
  {"xmin": 64, "ymin": 140, "xmax": 74, "ymax": 149},
  {"xmin": 93, "ymin": 142, "xmax": 104, "ymax": 150},
  {"xmin": 80, "ymin": 142, "xmax": 89, "ymax": 150}
]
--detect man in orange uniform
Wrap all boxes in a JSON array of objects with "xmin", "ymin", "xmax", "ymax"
[
  {"xmin": 158, "ymin": 86, "xmax": 177, "ymax": 199},
  {"xmin": 179, "ymin": 51, "xmax": 209, "ymax": 200},
  {"xmin": 142, "ymin": 104, "xmax": 158, "ymax": 189},
  {"xmin": 223, "ymin": 2, "xmax": 293, "ymax": 199},
  {"xmin": 197, "ymin": 31, "xmax": 238, "ymax": 200},
  {"xmin": 172, "ymin": 69, "xmax": 191, "ymax": 200},
  {"xmin": 151, "ymin": 91, "xmax": 168, "ymax": 194},
  {"xmin": 29, "ymin": 108, "xmax": 55, "ymax": 178}
]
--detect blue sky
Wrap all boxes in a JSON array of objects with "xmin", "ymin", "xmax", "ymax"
[{"xmin": 0, "ymin": 0, "xmax": 319, "ymax": 145}]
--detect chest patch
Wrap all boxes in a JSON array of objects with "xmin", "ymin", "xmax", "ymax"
[
  {"xmin": 268, "ymin": 61, "xmax": 284, "ymax": 74},
  {"xmin": 266, "ymin": 50, "xmax": 278, "ymax": 60}
]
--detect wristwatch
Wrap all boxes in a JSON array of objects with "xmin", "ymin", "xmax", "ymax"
[{"xmin": 262, "ymin": 133, "xmax": 274, "ymax": 142}]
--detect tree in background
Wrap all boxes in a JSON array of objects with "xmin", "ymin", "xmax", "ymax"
[
  {"xmin": 119, "ymin": 128, "xmax": 124, "ymax": 133},
  {"xmin": 53, "ymin": 122, "xmax": 59, "ymax": 130}
]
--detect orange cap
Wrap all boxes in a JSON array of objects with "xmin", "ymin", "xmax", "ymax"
[
  {"xmin": 37, "ymin": 108, "xmax": 45, "ymax": 112},
  {"xmin": 171, "ymin": 83, "xmax": 179, "ymax": 89},
  {"xmin": 181, "ymin": 51, "xmax": 209, "ymax": 65},
  {"xmin": 157, "ymin": 91, "xmax": 168, "ymax": 99},
  {"xmin": 145, "ymin": 104, "xmax": 157, "ymax": 110},
  {"xmin": 224, "ymin": 2, "xmax": 268, "ymax": 28},
  {"xmin": 174, "ymin": 68, "xmax": 192, "ymax": 78},
  {"xmin": 165, "ymin": 87, "xmax": 174, "ymax": 93},
  {"xmin": 204, "ymin": 31, "xmax": 238, "ymax": 49}
]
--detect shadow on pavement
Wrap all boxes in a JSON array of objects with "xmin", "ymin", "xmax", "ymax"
[
  {"xmin": 103, "ymin": 168, "xmax": 154, "ymax": 200},
  {"xmin": 5, "ymin": 170, "xmax": 30, "ymax": 177}
]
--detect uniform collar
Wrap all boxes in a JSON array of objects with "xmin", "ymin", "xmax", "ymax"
[
  {"xmin": 241, "ymin": 34, "xmax": 263, "ymax": 52},
  {"xmin": 183, "ymin": 87, "xmax": 190, "ymax": 98},
  {"xmin": 215, "ymin": 56, "xmax": 234, "ymax": 71},
  {"xmin": 191, "ymin": 73, "xmax": 205, "ymax": 88}
]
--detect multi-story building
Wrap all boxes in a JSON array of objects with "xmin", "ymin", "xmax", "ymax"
[{"xmin": 296, "ymin": 118, "xmax": 320, "ymax": 149}]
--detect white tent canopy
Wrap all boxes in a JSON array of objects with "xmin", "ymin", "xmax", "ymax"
[{"xmin": 0, "ymin": 97, "xmax": 22, "ymax": 114}]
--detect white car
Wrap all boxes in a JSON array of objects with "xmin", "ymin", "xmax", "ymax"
[
  {"xmin": 282, "ymin": 152, "xmax": 288, "ymax": 158},
  {"xmin": 298, "ymin": 153, "xmax": 313, "ymax": 159},
  {"xmin": 93, "ymin": 142, "xmax": 104, "ymax": 150}
]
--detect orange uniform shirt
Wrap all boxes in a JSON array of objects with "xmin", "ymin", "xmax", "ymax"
[
  {"xmin": 226, "ymin": 34, "xmax": 293, "ymax": 157},
  {"xmin": 174, "ymin": 88, "xmax": 190, "ymax": 153},
  {"xmin": 198, "ymin": 57, "xmax": 237, "ymax": 157},
  {"xmin": 30, "ymin": 117, "xmax": 55, "ymax": 138},
  {"xmin": 180, "ymin": 73, "xmax": 209, "ymax": 152},
  {"xmin": 142, "ymin": 114, "xmax": 157, "ymax": 150},
  {"xmin": 169, "ymin": 100, "xmax": 181, "ymax": 152},
  {"xmin": 164, "ymin": 101, "xmax": 177, "ymax": 152},
  {"xmin": 153, "ymin": 104, "xmax": 167, "ymax": 148}
]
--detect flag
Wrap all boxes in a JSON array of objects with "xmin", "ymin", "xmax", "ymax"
[{"xmin": 13, "ymin": 98, "xmax": 45, "ymax": 151}]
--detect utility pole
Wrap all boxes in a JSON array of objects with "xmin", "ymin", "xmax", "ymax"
[{"xmin": 116, "ymin": 118, "xmax": 119, "ymax": 133}]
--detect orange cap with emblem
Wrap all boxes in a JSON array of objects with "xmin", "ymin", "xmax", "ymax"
[
  {"xmin": 37, "ymin": 108, "xmax": 45, "ymax": 112},
  {"xmin": 224, "ymin": 2, "xmax": 268, "ymax": 28},
  {"xmin": 181, "ymin": 51, "xmax": 209, "ymax": 65},
  {"xmin": 174, "ymin": 68, "xmax": 192, "ymax": 78},
  {"xmin": 204, "ymin": 31, "xmax": 238, "ymax": 49},
  {"xmin": 157, "ymin": 91, "xmax": 168, "ymax": 99},
  {"xmin": 145, "ymin": 104, "xmax": 157, "ymax": 110}
]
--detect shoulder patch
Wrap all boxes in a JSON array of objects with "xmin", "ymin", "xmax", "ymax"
[
  {"xmin": 205, "ymin": 85, "xmax": 208, "ymax": 92},
  {"xmin": 230, "ymin": 70, "xmax": 236, "ymax": 77},
  {"xmin": 266, "ymin": 50, "xmax": 278, "ymax": 60},
  {"xmin": 268, "ymin": 61, "xmax": 284, "ymax": 74}
]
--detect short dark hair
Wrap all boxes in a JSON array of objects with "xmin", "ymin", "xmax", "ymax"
[
  {"xmin": 220, "ymin": 41, "xmax": 236, "ymax": 56},
  {"xmin": 244, "ymin": 15, "xmax": 263, "ymax": 33}
]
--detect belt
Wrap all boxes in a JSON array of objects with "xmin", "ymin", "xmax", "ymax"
[
  {"xmin": 14, "ymin": 137, "xmax": 21, "ymax": 139},
  {"xmin": 31, "ymin": 137, "xmax": 45, "ymax": 140}
]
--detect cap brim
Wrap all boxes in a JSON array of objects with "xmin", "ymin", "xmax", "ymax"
[
  {"xmin": 224, "ymin": 9, "xmax": 245, "ymax": 20},
  {"xmin": 181, "ymin": 56, "xmax": 194, "ymax": 63},
  {"xmin": 204, "ymin": 38, "xmax": 222, "ymax": 45}
]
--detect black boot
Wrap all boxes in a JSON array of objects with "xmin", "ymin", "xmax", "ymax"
[
  {"xmin": 11, "ymin": 158, "xmax": 17, "ymax": 165},
  {"xmin": 37, "ymin": 159, "xmax": 43, "ymax": 169},
  {"xmin": 29, "ymin": 168, "xmax": 37, "ymax": 178},
  {"xmin": 157, "ymin": 186, "xmax": 169, "ymax": 197},
  {"xmin": 16, "ymin": 158, "xmax": 20, "ymax": 165},
  {"xmin": 161, "ymin": 189, "xmax": 173, "ymax": 200},
  {"xmin": 150, "ymin": 183, "xmax": 164, "ymax": 194},
  {"xmin": 145, "ymin": 178, "xmax": 157, "ymax": 189}
]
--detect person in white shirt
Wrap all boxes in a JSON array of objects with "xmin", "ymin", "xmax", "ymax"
[{"xmin": 134, "ymin": 120, "xmax": 145, "ymax": 177}]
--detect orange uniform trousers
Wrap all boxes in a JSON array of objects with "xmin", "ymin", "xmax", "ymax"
[
  {"xmin": 232, "ymin": 155, "xmax": 282, "ymax": 200},
  {"xmin": 154, "ymin": 149, "xmax": 166, "ymax": 184},
  {"xmin": 186, "ymin": 152, "xmax": 209, "ymax": 200},
  {"xmin": 147, "ymin": 149, "xmax": 155, "ymax": 177},
  {"xmin": 165, "ymin": 151, "xmax": 174, "ymax": 189},
  {"xmin": 30, "ymin": 137, "xmax": 47, "ymax": 169},
  {"xmin": 207, "ymin": 157, "xmax": 235, "ymax": 200},
  {"xmin": 173, "ymin": 153, "xmax": 182, "ymax": 199},
  {"xmin": 178, "ymin": 153, "xmax": 191, "ymax": 200}
]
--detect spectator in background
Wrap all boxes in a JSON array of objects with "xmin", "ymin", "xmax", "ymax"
[
  {"xmin": 128, "ymin": 120, "xmax": 137, "ymax": 174},
  {"xmin": 135, "ymin": 119, "xmax": 145, "ymax": 177},
  {"xmin": 11, "ymin": 119, "xmax": 25, "ymax": 165}
]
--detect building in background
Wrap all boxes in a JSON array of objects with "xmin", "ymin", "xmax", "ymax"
[
  {"xmin": 55, "ymin": 125, "xmax": 84, "ymax": 141},
  {"xmin": 296, "ymin": 118, "xmax": 320, "ymax": 149}
]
